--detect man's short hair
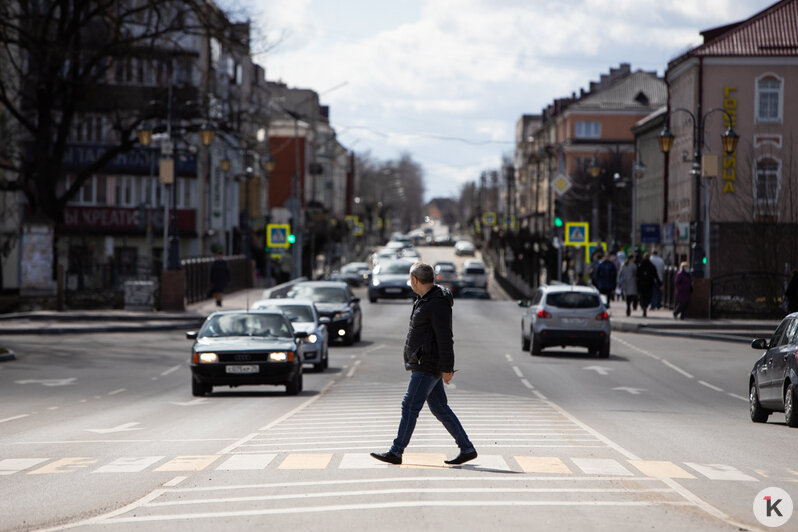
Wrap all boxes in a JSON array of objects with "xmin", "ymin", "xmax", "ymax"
[{"xmin": 410, "ymin": 262, "xmax": 434, "ymax": 284}]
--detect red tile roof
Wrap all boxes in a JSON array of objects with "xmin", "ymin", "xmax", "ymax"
[{"xmin": 679, "ymin": 0, "xmax": 798, "ymax": 60}]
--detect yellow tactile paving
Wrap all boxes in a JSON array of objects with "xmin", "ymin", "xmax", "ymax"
[
  {"xmin": 278, "ymin": 453, "xmax": 333, "ymax": 470},
  {"xmin": 400, "ymin": 453, "xmax": 448, "ymax": 468},
  {"xmin": 28, "ymin": 457, "xmax": 98, "ymax": 475},
  {"xmin": 514, "ymin": 456, "xmax": 571, "ymax": 474},
  {"xmin": 154, "ymin": 455, "xmax": 220, "ymax": 472},
  {"xmin": 628, "ymin": 460, "xmax": 696, "ymax": 479}
]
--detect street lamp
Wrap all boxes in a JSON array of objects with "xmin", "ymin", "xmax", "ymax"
[{"xmin": 657, "ymin": 107, "xmax": 740, "ymax": 278}]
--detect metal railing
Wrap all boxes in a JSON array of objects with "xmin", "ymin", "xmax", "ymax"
[{"xmin": 182, "ymin": 255, "xmax": 253, "ymax": 304}]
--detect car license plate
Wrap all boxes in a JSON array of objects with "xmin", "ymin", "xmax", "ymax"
[
  {"xmin": 562, "ymin": 318, "xmax": 586, "ymax": 326},
  {"xmin": 226, "ymin": 365, "xmax": 259, "ymax": 374},
  {"xmin": 385, "ymin": 288, "xmax": 402, "ymax": 294}
]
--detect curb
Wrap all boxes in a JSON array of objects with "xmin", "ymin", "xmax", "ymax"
[{"xmin": 611, "ymin": 321, "xmax": 759, "ymax": 344}]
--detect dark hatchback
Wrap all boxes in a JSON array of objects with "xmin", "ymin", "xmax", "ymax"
[
  {"xmin": 188, "ymin": 310, "xmax": 307, "ymax": 396},
  {"xmin": 286, "ymin": 281, "xmax": 362, "ymax": 345},
  {"xmin": 749, "ymin": 312, "xmax": 798, "ymax": 427}
]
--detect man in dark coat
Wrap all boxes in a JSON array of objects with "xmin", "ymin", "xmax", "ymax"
[
  {"xmin": 594, "ymin": 254, "xmax": 618, "ymax": 308},
  {"xmin": 636, "ymin": 252, "xmax": 660, "ymax": 317},
  {"xmin": 209, "ymin": 251, "xmax": 230, "ymax": 307},
  {"xmin": 371, "ymin": 262, "xmax": 477, "ymax": 466}
]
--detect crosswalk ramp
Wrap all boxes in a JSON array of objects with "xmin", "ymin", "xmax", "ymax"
[{"xmin": 0, "ymin": 454, "xmax": 763, "ymax": 481}]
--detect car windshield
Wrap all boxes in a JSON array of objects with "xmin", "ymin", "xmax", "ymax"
[
  {"xmin": 199, "ymin": 313, "xmax": 292, "ymax": 338},
  {"xmin": 436, "ymin": 265, "xmax": 455, "ymax": 272},
  {"xmin": 376, "ymin": 262, "xmax": 413, "ymax": 275},
  {"xmin": 464, "ymin": 266, "xmax": 485, "ymax": 274},
  {"xmin": 255, "ymin": 304, "xmax": 314, "ymax": 323},
  {"xmin": 292, "ymin": 285, "xmax": 348, "ymax": 303},
  {"xmin": 546, "ymin": 292, "xmax": 600, "ymax": 309}
]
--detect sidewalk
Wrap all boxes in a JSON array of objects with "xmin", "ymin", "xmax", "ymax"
[{"xmin": 0, "ymin": 287, "xmax": 779, "ymax": 344}]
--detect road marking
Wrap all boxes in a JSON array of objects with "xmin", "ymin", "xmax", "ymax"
[
  {"xmin": 172, "ymin": 398, "xmax": 208, "ymax": 407},
  {"xmin": 278, "ymin": 453, "xmax": 333, "ymax": 470},
  {"xmin": 661, "ymin": 359, "xmax": 694, "ymax": 378},
  {"xmin": 86, "ymin": 422, "xmax": 142, "ymax": 434},
  {"xmin": 505, "ymin": 354, "xmax": 513, "ymax": 362},
  {"xmin": 108, "ymin": 388, "xmax": 126, "ymax": 396},
  {"xmin": 572, "ymin": 458, "xmax": 633, "ymax": 476},
  {"xmin": 346, "ymin": 360, "xmax": 361, "ymax": 378},
  {"xmin": 400, "ymin": 453, "xmax": 447, "ymax": 469},
  {"xmin": 0, "ymin": 414, "xmax": 29, "ymax": 424},
  {"xmin": 0, "ymin": 458, "xmax": 49, "ymax": 475},
  {"xmin": 14, "ymin": 378, "xmax": 77, "ymax": 387},
  {"xmin": 612, "ymin": 387, "xmax": 646, "ymax": 395},
  {"xmin": 155, "ymin": 455, "xmax": 220, "ymax": 472},
  {"xmin": 515, "ymin": 456, "xmax": 571, "ymax": 474},
  {"xmin": 94, "ymin": 457, "xmax": 165, "ymax": 473},
  {"xmin": 698, "ymin": 380, "xmax": 724, "ymax": 392},
  {"xmin": 683, "ymin": 463, "xmax": 757, "ymax": 481},
  {"xmin": 216, "ymin": 454, "xmax": 277, "ymax": 470},
  {"xmin": 628, "ymin": 460, "xmax": 695, "ymax": 479},
  {"xmin": 160, "ymin": 365, "xmax": 181, "ymax": 377},
  {"xmin": 583, "ymin": 365, "xmax": 613, "ymax": 376},
  {"xmin": 339, "ymin": 454, "xmax": 390, "ymax": 469},
  {"xmin": 218, "ymin": 433, "xmax": 260, "ymax": 455},
  {"xmin": 163, "ymin": 476, "xmax": 187, "ymax": 487},
  {"xmin": 29, "ymin": 457, "xmax": 98, "ymax": 474},
  {"xmin": 512, "ymin": 366, "xmax": 523, "ymax": 378},
  {"xmin": 727, "ymin": 393, "xmax": 747, "ymax": 401},
  {"xmin": 255, "ymin": 380, "xmax": 337, "ymax": 433},
  {"xmin": 520, "ymin": 379, "xmax": 534, "ymax": 389}
]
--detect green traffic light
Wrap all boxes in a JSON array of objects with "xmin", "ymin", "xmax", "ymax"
[
  {"xmin": 702, "ymin": 256, "xmax": 707, "ymax": 264},
  {"xmin": 287, "ymin": 234, "xmax": 296, "ymax": 244},
  {"xmin": 554, "ymin": 217, "xmax": 563, "ymax": 228}
]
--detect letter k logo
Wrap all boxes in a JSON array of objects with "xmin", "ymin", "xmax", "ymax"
[{"xmin": 764, "ymin": 496, "xmax": 783, "ymax": 517}]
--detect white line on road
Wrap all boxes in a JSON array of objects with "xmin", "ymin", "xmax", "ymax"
[
  {"xmin": 512, "ymin": 366, "xmax": 524, "ymax": 378},
  {"xmin": 0, "ymin": 414, "xmax": 29, "ymax": 424},
  {"xmin": 520, "ymin": 379, "xmax": 534, "ymax": 389},
  {"xmin": 346, "ymin": 360, "xmax": 361, "ymax": 378},
  {"xmin": 505, "ymin": 354, "xmax": 513, "ymax": 362},
  {"xmin": 163, "ymin": 476, "xmax": 187, "ymax": 487},
  {"xmin": 108, "ymin": 388, "xmax": 126, "ymax": 396},
  {"xmin": 727, "ymin": 393, "xmax": 747, "ymax": 401},
  {"xmin": 160, "ymin": 365, "xmax": 181, "ymax": 377},
  {"xmin": 698, "ymin": 380, "xmax": 724, "ymax": 392},
  {"xmin": 661, "ymin": 359, "xmax": 694, "ymax": 379}
]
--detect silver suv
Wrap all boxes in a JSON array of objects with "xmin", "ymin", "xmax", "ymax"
[{"xmin": 520, "ymin": 285, "xmax": 611, "ymax": 357}]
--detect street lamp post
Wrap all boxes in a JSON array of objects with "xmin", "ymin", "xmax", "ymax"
[
  {"xmin": 631, "ymin": 160, "xmax": 646, "ymax": 251},
  {"xmin": 657, "ymin": 107, "xmax": 739, "ymax": 278}
]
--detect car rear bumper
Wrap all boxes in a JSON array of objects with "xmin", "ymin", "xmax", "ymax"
[
  {"xmin": 537, "ymin": 329, "xmax": 609, "ymax": 348},
  {"xmin": 191, "ymin": 362, "xmax": 300, "ymax": 386}
]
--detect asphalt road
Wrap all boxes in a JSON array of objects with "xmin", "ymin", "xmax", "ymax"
[{"xmin": 0, "ymin": 246, "xmax": 795, "ymax": 531}]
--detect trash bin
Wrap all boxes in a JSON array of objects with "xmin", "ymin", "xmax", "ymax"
[{"xmin": 124, "ymin": 280, "xmax": 155, "ymax": 311}]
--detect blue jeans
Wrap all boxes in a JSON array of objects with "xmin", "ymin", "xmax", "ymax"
[
  {"xmin": 651, "ymin": 284, "xmax": 662, "ymax": 309},
  {"xmin": 390, "ymin": 371, "xmax": 475, "ymax": 456}
]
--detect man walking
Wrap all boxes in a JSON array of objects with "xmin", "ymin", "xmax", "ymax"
[
  {"xmin": 594, "ymin": 254, "xmax": 617, "ymax": 309},
  {"xmin": 649, "ymin": 250, "xmax": 665, "ymax": 309},
  {"xmin": 371, "ymin": 262, "xmax": 477, "ymax": 466}
]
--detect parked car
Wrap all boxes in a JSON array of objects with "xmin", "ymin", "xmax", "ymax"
[
  {"xmin": 519, "ymin": 285, "xmax": 610, "ymax": 357},
  {"xmin": 454, "ymin": 240, "xmax": 476, "ymax": 256},
  {"xmin": 401, "ymin": 247, "xmax": 421, "ymax": 260},
  {"xmin": 368, "ymin": 259, "xmax": 415, "ymax": 303},
  {"xmin": 330, "ymin": 262, "xmax": 371, "ymax": 287},
  {"xmin": 459, "ymin": 259, "xmax": 488, "ymax": 290},
  {"xmin": 434, "ymin": 261, "xmax": 458, "ymax": 288},
  {"xmin": 749, "ymin": 313, "xmax": 798, "ymax": 427},
  {"xmin": 187, "ymin": 310, "xmax": 307, "ymax": 396},
  {"xmin": 285, "ymin": 281, "xmax": 362, "ymax": 345},
  {"xmin": 250, "ymin": 298, "xmax": 329, "ymax": 372}
]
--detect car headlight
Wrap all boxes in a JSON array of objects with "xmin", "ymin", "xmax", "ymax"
[
  {"xmin": 306, "ymin": 333, "xmax": 318, "ymax": 344},
  {"xmin": 268, "ymin": 351, "xmax": 293, "ymax": 362},
  {"xmin": 198, "ymin": 353, "xmax": 218, "ymax": 364},
  {"xmin": 372, "ymin": 278, "xmax": 381, "ymax": 287}
]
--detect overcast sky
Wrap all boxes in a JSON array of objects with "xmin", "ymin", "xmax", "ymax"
[{"xmin": 235, "ymin": 0, "xmax": 774, "ymax": 201}]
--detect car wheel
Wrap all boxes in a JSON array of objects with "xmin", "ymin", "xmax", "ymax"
[
  {"xmin": 313, "ymin": 360, "xmax": 325, "ymax": 372},
  {"xmin": 191, "ymin": 377, "xmax": 210, "ymax": 397},
  {"xmin": 598, "ymin": 339, "xmax": 610, "ymax": 359},
  {"xmin": 530, "ymin": 333, "xmax": 542, "ymax": 356},
  {"xmin": 750, "ymin": 382, "xmax": 771, "ymax": 423},
  {"xmin": 286, "ymin": 370, "xmax": 303, "ymax": 395},
  {"xmin": 521, "ymin": 327, "xmax": 530, "ymax": 351},
  {"xmin": 785, "ymin": 382, "xmax": 798, "ymax": 427}
]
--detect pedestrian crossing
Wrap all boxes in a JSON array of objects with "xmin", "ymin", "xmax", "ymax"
[{"xmin": 0, "ymin": 453, "xmax": 773, "ymax": 480}]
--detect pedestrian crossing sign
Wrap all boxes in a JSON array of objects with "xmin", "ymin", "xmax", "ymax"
[
  {"xmin": 482, "ymin": 212, "xmax": 497, "ymax": 226},
  {"xmin": 585, "ymin": 242, "xmax": 607, "ymax": 263},
  {"xmin": 267, "ymin": 224, "xmax": 291, "ymax": 248},
  {"xmin": 564, "ymin": 222, "xmax": 589, "ymax": 245},
  {"xmin": 352, "ymin": 222, "xmax": 364, "ymax": 236}
]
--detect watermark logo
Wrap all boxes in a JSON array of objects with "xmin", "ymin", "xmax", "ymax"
[{"xmin": 753, "ymin": 487, "xmax": 793, "ymax": 527}]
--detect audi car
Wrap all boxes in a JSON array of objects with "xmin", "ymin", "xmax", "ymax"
[
  {"xmin": 188, "ymin": 310, "xmax": 307, "ymax": 397},
  {"xmin": 286, "ymin": 281, "xmax": 362, "ymax": 345},
  {"xmin": 749, "ymin": 313, "xmax": 798, "ymax": 427},
  {"xmin": 368, "ymin": 259, "xmax": 415, "ymax": 303}
]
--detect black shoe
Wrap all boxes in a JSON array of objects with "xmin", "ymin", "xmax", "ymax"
[
  {"xmin": 216, "ymin": 300, "xmax": 222, "ymax": 307},
  {"xmin": 370, "ymin": 451, "xmax": 402, "ymax": 465},
  {"xmin": 444, "ymin": 450, "xmax": 478, "ymax": 465}
]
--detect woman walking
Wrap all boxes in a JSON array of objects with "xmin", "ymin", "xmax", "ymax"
[
  {"xmin": 617, "ymin": 256, "xmax": 638, "ymax": 316},
  {"xmin": 673, "ymin": 262, "xmax": 692, "ymax": 320}
]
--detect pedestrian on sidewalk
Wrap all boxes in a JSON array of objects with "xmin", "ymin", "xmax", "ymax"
[
  {"xmin": 673, "ymin": 262, "xmax": 692, "ymax": 319},
  {"xmin": 636, "ymin": 252, "xmax": 660, "ymax": 318},
  {"xmin": 617, "ymin": 255, "xmax": 638, "ymax": 317},
  {"xmin": 371, "ymin": 262, "xmax": 477, "ymax": 466},
  {"xmin": 649, "ymin": 250, "xmax": 665, "ymax": 309},
  {"xmin": 209, "ymin": 251, "xmax": 231, "ymax": 307},
  {"xmin": 595, "ymin": 254, "xmax": 618, "ymax": 309},
  {"xmin": 785, "ymin": 269, "xmax": 798, "ymax": 314}
]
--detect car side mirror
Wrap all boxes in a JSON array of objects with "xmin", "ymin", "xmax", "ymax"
[
  {"xmin": 319, "ymin": 316, "xmax": 331, "ymax": 325},
  {"xmin": 352, "ymin": 297, "xmax": 361, "ymax": 303},
  {"xmin": 751, "ymin": 338, "xmax": 769, "ymax": 350},
  {"xmin": 518, "ymin": 300, "xmax": 530, "ymax": 308},
  {"xmin": 294, "ymin": 331, "xmax": 309, "ymax": 339},
  {"xmin": 186, "ymin": 331, "xmax": 198, "ymax": 340}
]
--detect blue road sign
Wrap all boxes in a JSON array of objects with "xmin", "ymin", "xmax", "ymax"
[{"xmin": 267, "ymin": 224, "xmax": 291, "ymax": 248}]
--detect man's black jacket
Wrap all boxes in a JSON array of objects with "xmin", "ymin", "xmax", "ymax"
[{"xmin": 403, "ymin": 285, "xmax": 455, "ymax": 374}]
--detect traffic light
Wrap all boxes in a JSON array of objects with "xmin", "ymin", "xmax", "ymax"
[
  {"xmin": 553, "ymin": 198, "xmax": 564, "ymax": 227},
  {"xmin": 287, "ymin": 233, "xmax": 296, "ymax": 244}
]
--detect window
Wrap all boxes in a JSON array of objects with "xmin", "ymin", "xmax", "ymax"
[
  {"xmin": 755, "ymin": 158, "xmax": 780, "ymax": 208},
  {"xmin": 756, "ymin": 75, "xmax": 782, "ymax": 123},
  {"xmin": 575, "ymin": 121, "xmax": 601, "ymax": 139},
  {"xmin": 115, "ymin": 176, "xmax": 136, "ymax": 206}
]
